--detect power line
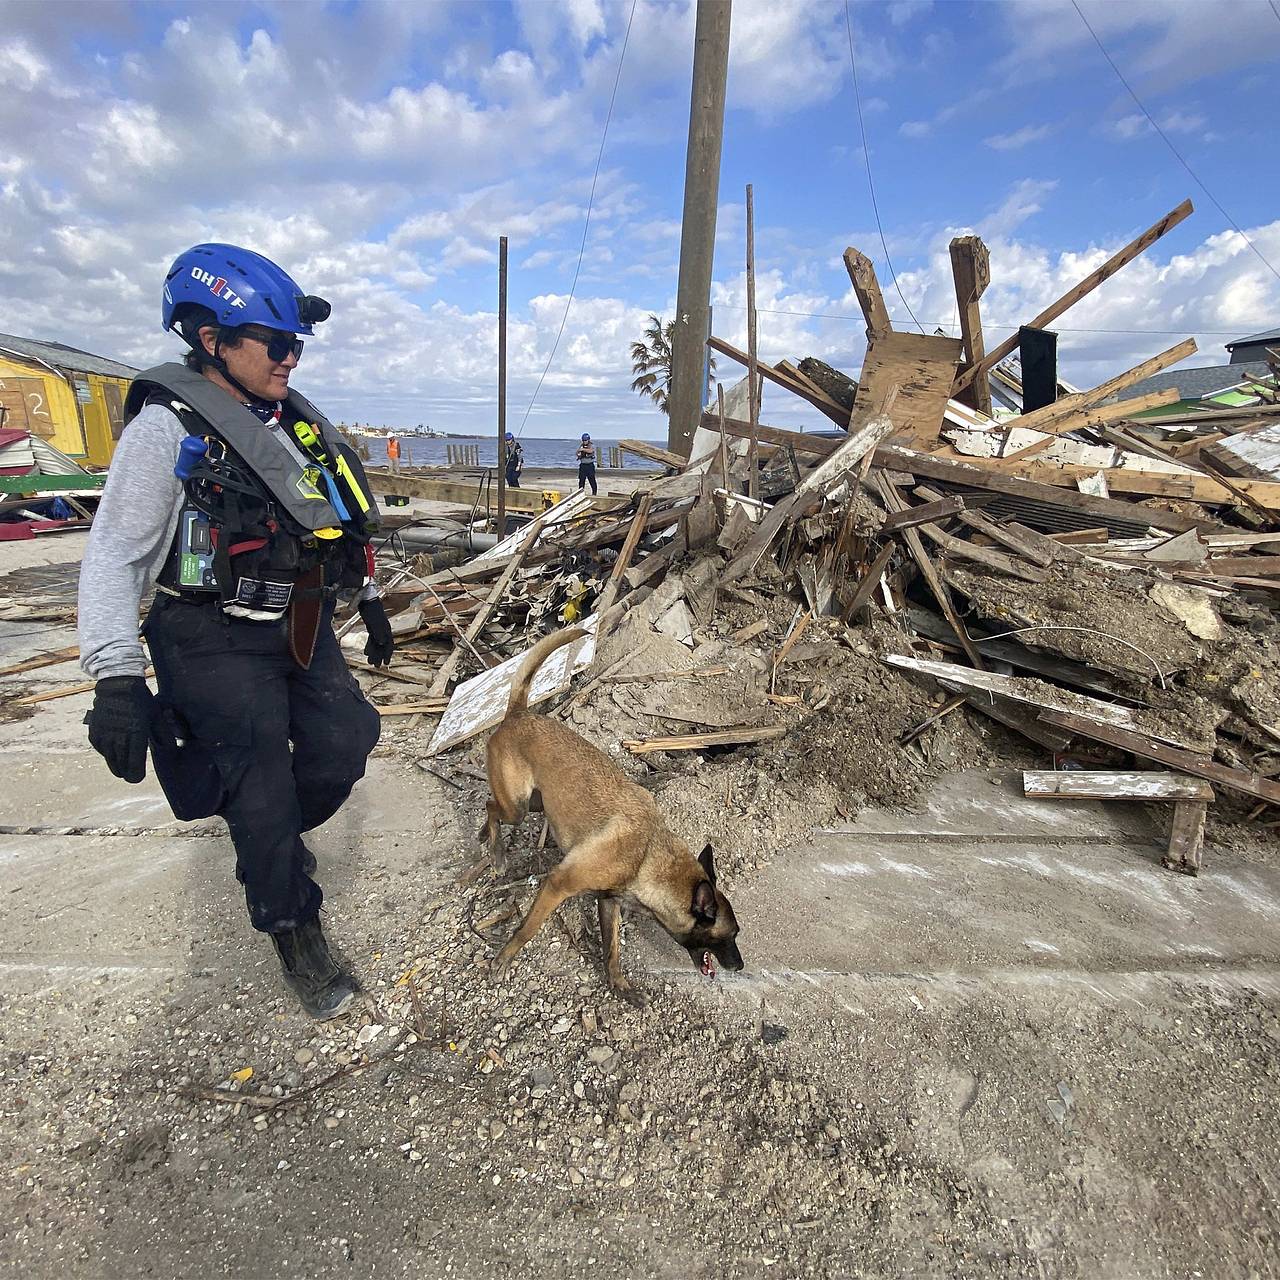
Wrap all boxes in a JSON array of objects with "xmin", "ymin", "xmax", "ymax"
[
  {"xmin": 516, "ymin": 0, "xmax": 637, "ymax": 434},
  {"xmin": 1271, "ymin": 0, "xmax": 1280, "ymax": 25},
  {"xmin": 841, "ymin": 0, "xmax": 924, "ymax": 334},
  {"xmin": 753, "ymin": 305, "xmax": 1270, "ymax": 336},
  {"xmin": 1071, "ymin": 0, "xmax": 1280, "ymax": 287}
]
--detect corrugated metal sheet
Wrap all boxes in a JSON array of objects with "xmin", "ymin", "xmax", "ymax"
[
  {"xmin": 1201, "ymin": 423, "xmax": 1280, "ymax": 481},
  {"xmin": 0, "ymin": 332, "xmax": 137, "ymax": 380},
  {"xmin": 945, "ymin": 484, "xmax": 1153, "ymax": 538}
]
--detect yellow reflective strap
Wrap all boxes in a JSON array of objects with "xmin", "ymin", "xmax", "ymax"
[{"xmin": 334, "ymin": 454, "xmax": 373, "ymax": 513}]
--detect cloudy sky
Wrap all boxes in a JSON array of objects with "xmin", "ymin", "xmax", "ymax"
[{"xmin": 2, "ymin": 0, "xmax": 1278, "ymax": 440}]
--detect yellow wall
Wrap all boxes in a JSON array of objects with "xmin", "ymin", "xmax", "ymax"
[
  {"xmin": 0, "ymin": 355, "xmax": 86, "ymax": 459},
  {"xmin": 0, "ymin": 355, "xmax": 132, "ymax": 466},
  {"xmin": 82, "ymin": 373, "xmax": 131, "ymax": 467}
]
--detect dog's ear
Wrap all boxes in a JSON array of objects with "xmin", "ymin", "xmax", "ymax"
[
  {"xmin": 697, "ymin": 843, "xmax": 717, "ymax": 885},
  {"xmin": 692, "ymin": 879, "xmax": 717, "ymax": 925}
]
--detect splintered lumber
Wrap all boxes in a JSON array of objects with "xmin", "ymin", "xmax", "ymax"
[
  {"xmin": 883, "ymin": 654, "xmax": 1201, "ymax": 750},
  {"xmin": 934, "ymin": 453, "xmax": 1280, "ymax": 510},
  {"xmin": 796, "ymin": 358, "xmax": 857, "ymax": 412},
  {"xmin": 366, "ymin": 469, "xmax": 548, "ymax": 514},
  {"xmin": 876, "ymin": 475, "xmax": 984, "ymax": 669},
  {"xmin": 949, "ymin": 235, "xmax": 992, "ymax": 417},
  {"xmin": 1037, "ymin": 710, "xmax": 1280, "ymax": 807},
  {"xmin": 618, "ymin": 439, "xmax": 684, "ymax": 469},
  {"xmin": 953, "ymin": 198, "xmax": 1195, "ymax": 394},
  {"xmin": 623, "ymin": 724, "xmax": 787, "ymax": 755},
  {"xmin": 375, "ymin": 699, "xmax": 451, "ymax": 716},
  {"xmin": 843, "ymin": 248, "xmax": 892, "ymax": 343},
  {"xmin": 591, "ymin": 493, "xmax": 654, "ymax": 623},
  {"xmin": 429, "ymin": 510, "xmax": 551, "ymax": 694},
  {"xmin": 875, "ymin": 443, "xmax": 1222, "ymax": 534},
  {"xmin": 1003, "ymin": 339, "xmax": 1197, "ymax": 438},
  {"xmin": 841, "ymin": 541, "xmax": 896, "ymax": 621},
  {"xmin": 879, "ymin": 494, "xmax": 971, "ymax": 531},
  {"xmin": 920, "ymin": 521, "xmax": 1049, "ymax": 583},
  {"xmin": 853, "ymin": 330, "xmax": 964, "ymax": 445},
  {"xmin": 721, "ymin": 413, "xmax": 896, "ymax": 583},
  {"xmin": 1000, "ymin": 389, "xmax": 1183, "ymax": 462},
  {"xmin": 707, "ymin": 336, "xmax": 849, "ymax": 425},
  {"xmin": 1023, "ymin": 771, "xmax": 1214, "ymax": 802}
]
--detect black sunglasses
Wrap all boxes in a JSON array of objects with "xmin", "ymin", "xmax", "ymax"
[{"xmin": 240, "ymin": 327, "xmax": 304, "ymax": 363}]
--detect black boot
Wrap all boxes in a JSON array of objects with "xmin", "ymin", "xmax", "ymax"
[{"xmin": 271, "ymin": 917, "xmax": 358, "ymax": 1020}]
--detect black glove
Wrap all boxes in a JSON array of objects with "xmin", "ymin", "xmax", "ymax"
[
  {"xmin": 84, "ymin": 676, "xmax": 154, "ymax": 784},
  {"xmin": 359, "ymin": 596, "xmax": 394, "ymax": 667}
]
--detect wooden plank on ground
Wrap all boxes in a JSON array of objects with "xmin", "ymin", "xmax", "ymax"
[
  {"xmin": 1023, "ymin": 770, "xmax": 1214, "ymax": 802},
  {"xmin": 1038, "ymin": 710, "xmax": 1280, "ymax": 807},
  {"xmin": 953, "ymin": 199, "xmax": 1195, "ymax": 394},
  {"xmin": 623, "ymin": 724, "xmax": 787, "ymax": 755},
  {"xmin": 0, "ymin": 644, "xmax": 79, "ymax": 679}
]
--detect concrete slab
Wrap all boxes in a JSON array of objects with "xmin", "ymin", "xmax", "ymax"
[{"xmin": 630, "ymin": 767, "xmax": 1280, "ymax": 1009}]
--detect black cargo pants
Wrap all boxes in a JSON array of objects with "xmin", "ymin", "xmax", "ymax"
[{"xmin": 142, "ymin": 595, "xmax": 381, "ymax": 933}]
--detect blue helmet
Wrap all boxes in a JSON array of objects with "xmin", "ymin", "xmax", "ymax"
[
  {"xmin": 162, "ymin": 243, "xmax": 331, "ymax": 336},
  {"xmin": 581, "ymin": 433, "xmax": 591, "ymax": 441}
]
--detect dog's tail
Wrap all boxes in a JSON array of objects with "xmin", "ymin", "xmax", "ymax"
[{"xmin": 506, "ymin": 627, "xmax": 589, "ymax": 717}]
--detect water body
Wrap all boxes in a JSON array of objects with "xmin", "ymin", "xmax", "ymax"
[{"xmin": 364, "ymin": 435, "xmax": 654, "ymax": 470}]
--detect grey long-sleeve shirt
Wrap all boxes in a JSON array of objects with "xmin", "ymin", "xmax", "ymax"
[{"xmin": 78, "ymin": 403, "xmax": 186, "ymax": 679}]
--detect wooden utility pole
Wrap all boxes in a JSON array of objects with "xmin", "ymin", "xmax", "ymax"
[
  {"xmin": 496, "ymin": 235, "xmax": 508, "ymax": 536},
  {"xmin": 667, "ymin": 0, "xmax": 732, "ymax": 459},
  {"xmin": 745, "ymin": 183, "xmax": 760, "ymax": 499}
]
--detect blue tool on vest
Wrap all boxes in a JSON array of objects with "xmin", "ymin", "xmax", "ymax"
[{"xmin": 175, "ymin": 435, "xmax": 209, "ymax": 480}]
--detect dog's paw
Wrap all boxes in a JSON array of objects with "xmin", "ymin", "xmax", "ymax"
[
  {"xmin": 609, "ymin": 980, "xmax": 648, "ymax": 1010},
  {"xmin": 489, "ymin": 952, "xmax": 514, "ymax": 985}
]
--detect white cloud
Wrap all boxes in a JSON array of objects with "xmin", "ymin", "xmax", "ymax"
[
  {"xmin": 0, "ymin": 37, "xmax": 48, "ymax": 89},
  {"xmin": 984, "ymin": 123, "xmax": 1054, "ymax": 151},
  {"xmin": 899, "ymin": 120, "xmax": 932, "ymax": 138},
  {"xmin": 1106, "ymin": 108, "xmax": 1209, "ymax": 141}
]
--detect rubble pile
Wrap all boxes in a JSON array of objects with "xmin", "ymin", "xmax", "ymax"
[{"xmin": 348, "ymin": 196, "xmax": 1279, "ymax": 879}]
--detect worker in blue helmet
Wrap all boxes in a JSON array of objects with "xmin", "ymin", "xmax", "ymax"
[
  {"xmin": 78, "ymin": 243, "xmax": 394, "ymax": 1020},
  {"xmin": 575, "ymin": 432, "xmax": 598, "ymax": 495},
  {"xmin": 504, "ymin": 430, "xmax": 524, "ymax": 488}
]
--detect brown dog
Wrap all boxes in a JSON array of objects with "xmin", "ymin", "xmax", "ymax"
[{"xmin": 481, "ymin": 628, "xmax": 744, "ymax": 996}]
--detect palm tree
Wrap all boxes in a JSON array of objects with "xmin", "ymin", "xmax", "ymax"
[{"xmin": 629, "ymin": 315, "xmax": 714, "ymax": 414}]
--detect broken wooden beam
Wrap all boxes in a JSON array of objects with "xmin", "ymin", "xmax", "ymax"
[
  {"xmin": 949, "ymin": 235, "xmax": 992, "ymax": 417},
  {"xmin": 953, "ymin": 199, "xmax": 1195, "ymax": 394},
  {"xmin": 721, "ymin": 412, "xmax": 896, "ymax": 584},
  {"xmin": 617, "ymin": 439, "xmax": 684, "ymax": 470}
]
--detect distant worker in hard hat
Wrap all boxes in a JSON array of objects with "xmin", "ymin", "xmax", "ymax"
[
  {"xmin": 386, "ymin": 433, "xmax": 401, "ymax": 475},
  {"xmin": 576, "ymin": 432, "xmax": 598, "ymax": 495},
  {"xmin": 78, "ymin": 243, "xmax": 395, "ymax": 1021},
  {"xmin": 505, "ymin": 431, "xmax": 524, "ymax": 488}
]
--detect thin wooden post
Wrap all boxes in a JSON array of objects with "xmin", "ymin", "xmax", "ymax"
[
  {"xmin": 497, "ymin": 235, "xmax": 508, "ymax": 536},
  {"xmin": 745, "ymin": 182, "xmax": 760, "ymax": 500}
]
